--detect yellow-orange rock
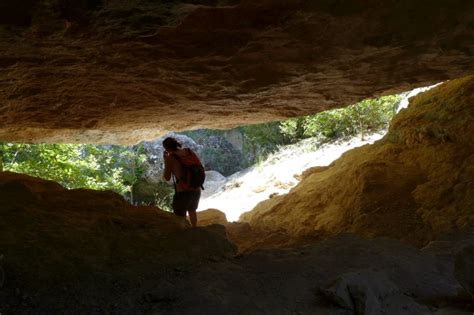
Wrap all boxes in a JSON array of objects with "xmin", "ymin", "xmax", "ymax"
[
  {"xmin": 197, "ymin": 208, "xmax": 229, "ymax": 226},
  {"xmin": 240, "ymin": 76, "xmax": 474, "ymax": 246},
  {"xmin": 0, "ymin": 1, "xmax": 473, "ymax": 143}
]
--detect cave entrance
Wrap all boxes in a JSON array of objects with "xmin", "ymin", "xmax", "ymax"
[
  {"xmin": 196, "ymin": 85, "xmax": 438, "ymax": 221},
  {"xmin": 0, "ymin": 85, "xmax": 435, "ymax": 223}
]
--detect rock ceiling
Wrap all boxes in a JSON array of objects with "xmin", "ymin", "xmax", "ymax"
[{"xmin": 0, "ymin": 0, "xmax": 473, "ymax": 143}]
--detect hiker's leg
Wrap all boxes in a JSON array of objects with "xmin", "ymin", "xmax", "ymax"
[
  {"xmin": 172, "ymin": 192, "xmax": 187, "ymax": 217},
  {"xmin": 188, "ymin": 210, "xmax": 197, "ymax": 228},
  {"xmin": 187, "ymin": 190, "xmax": 200, "ymax": 228}
]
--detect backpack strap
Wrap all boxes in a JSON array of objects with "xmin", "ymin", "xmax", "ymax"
[{"xmin": 171, "ymin": 173, "xmax": 177, "ymax": 192}]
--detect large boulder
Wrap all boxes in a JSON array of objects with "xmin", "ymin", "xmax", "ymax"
[
  {"xmin": 186, "ymin": 130, "xmax": 245, "ymax": 176},
  {"xmin": 197, "ymin": 208, "xmax": 228, "ymax": 227},
  {"xmin": 201, "ymin": 170, "xmax": 226, "ymax": 198},
  {"xmin": 320, "ymin": 270, "xmax": 430, "ymax": 315}
]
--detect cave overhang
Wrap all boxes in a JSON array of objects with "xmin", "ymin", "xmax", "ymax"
[{"xmin": 0, "ymin": 0, "xmax": 473, "ymax": 144}]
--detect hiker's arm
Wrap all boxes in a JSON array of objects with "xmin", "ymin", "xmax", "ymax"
[{"xmin": 163, "ymin": 156, "xmax": 172, "ymax": 181}]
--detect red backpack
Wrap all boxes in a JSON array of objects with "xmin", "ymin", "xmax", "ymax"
[{"xmin": 172, "ymin": 149, "xmax": 205, "ymax": 190}]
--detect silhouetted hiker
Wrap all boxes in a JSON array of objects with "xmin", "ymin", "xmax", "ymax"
[{"xmin": 162, "ymin": 137, "xmax": 205, "ymax": 227}]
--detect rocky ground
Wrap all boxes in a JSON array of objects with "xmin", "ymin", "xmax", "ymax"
[
  {"xmin": 1, "ymin": 175, "xmax": 473, "ymax": 314},
  {"xmin": 1, "ymin": 78, "xmax": 473, "ymax": 313},
  {"xmin": 0, "ymin": 169, "xmax": 473, "ymax": 314}
]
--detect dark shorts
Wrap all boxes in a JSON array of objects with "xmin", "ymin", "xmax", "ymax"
[{"xmin": 172, "ymin": 190, "xmax": 201, "ymax": 217}]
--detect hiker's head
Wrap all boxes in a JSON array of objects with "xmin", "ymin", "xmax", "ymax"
[{"xmin": 163, "ymin": 137, "xmax": 182, "ymax": 152}]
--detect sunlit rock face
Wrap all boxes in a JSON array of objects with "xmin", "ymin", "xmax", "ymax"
[
  {"xmin": 241, "ymin": 76, "xmax": 474, "ymax": 247},
  {"xmin": 0, "ymin": 0, "xmax": 473, "ymax": 143}
]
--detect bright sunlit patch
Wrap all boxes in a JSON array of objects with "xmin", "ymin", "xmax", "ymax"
[
  {"xmin": 198, "ymin": 132, "xmax": 385, "ymax": 221},
  {"xmin": 396, "ymin": 83, "xmax": 442, "ymax": 112},
  {"xmin": 198, "ymin": 84, "xmax": 442, "ymax": 222}
]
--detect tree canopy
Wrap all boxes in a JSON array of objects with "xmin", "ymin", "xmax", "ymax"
[{"xmin": 0, "ymin": 143, "xmax": 146, "ymax": 197}]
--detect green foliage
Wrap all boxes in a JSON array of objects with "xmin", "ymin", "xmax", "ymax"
[
  {"xmin": 0, "ymin": 143, "xmax": 146, "ymax": 196},
  {"xmin": 240, "ymin": 122, "xmax": 289, "ymax": 166},
  {"xmin": 281, "ymin": 94, "xmax": 401, "ymax": 142},
  {"xmin": 236, "ymin": 94, "xmax": 400, "ymax": 166},
  {"xmin": 279, "ymin": 117, "xmax": 305, "ymax": 142},
  {"xmin": 153, "ymin": 182, "xmax": 174, "ymax": 212}
]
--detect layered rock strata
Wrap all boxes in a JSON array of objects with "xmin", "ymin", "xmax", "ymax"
[{"xmin": 0, "ymin": 0, "xmax": 473, "ymax": 143}]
